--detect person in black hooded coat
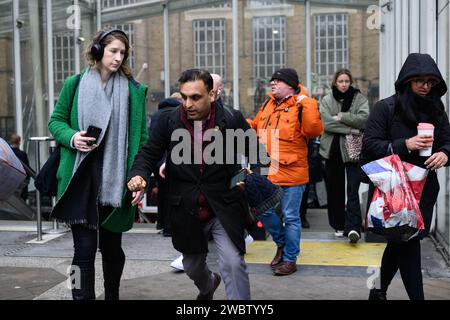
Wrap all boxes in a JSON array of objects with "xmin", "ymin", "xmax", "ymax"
[
  {"xmin": 149, "ymin": 97, "xmax": 181, "ymax": 235},
  {"xmin": 361, "ymin": 53, "xmax": 450, "ymax": 300}
]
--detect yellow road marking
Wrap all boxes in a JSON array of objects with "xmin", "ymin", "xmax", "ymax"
[{"xmin": 245, "ymin": 241, "xmax": 386, "ymax": 267}]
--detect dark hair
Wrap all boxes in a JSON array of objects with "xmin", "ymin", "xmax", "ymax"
[
  {"xmin": 8, "ymin": 133, "xmax": 20, "ymax": 145},
  {"xmin": 331, "ymin": 69, "xmax": 354, "ymax": 87},
  {"xmin": 85, "ymin": 27, "xmax": 133, "ymax": 80},
  {"xmin": 178, "ymin": 69, "xmax": 213, "ymax": 92}
]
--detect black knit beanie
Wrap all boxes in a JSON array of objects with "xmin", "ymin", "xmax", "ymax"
[{"xmin": 270, "ymin": 68, "xmax": 300, "ymax": 89}]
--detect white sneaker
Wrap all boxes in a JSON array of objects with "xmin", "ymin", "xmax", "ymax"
[
  {"xmin": 245, "ymin": 234, "xmax": 254, "ymax": 247},
  {"xmin": 348, "ymin": 230, "xmax": 360, "ymax": 244},
  {"xmin": 334, "ymin": 230, "xmax": 344, "ymax": 237},
  {"xmin": 170, "ymin": 255, "xmax": 184, "ymax": 271}
]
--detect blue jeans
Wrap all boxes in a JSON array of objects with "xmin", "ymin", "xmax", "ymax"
[{"xmin": 258, "ymin": 185, "xmax": 305, "ymax": 263}]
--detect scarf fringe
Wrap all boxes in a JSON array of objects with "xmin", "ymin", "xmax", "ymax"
[{"xmin": 53, "ymin": 218, "xmax": 98, "ymax": 230}]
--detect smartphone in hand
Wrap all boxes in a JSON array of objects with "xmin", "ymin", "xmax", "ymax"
[{"xmin": 85, "ymin": 125, "xmax": 102, "ymax": 146}]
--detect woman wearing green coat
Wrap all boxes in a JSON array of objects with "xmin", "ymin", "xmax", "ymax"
[
  {"xmin": 48, "ymin": 28, "xmax": 148, "ymax": 300},
  {"xmin": 319, "ymin": 69, "xmax": 369, "ymax": 243}
]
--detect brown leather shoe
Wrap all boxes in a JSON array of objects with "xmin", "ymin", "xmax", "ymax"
[
  {"xmin": 273, "ymin": 261, "xmax": 297, "ymax": 276},
  {"xmin": 196, "ymin": 272, "xmax": 221, "ymax": 300},
  {"xmin": 270, "ymin": 247, "xmax": 284, "ymax": 269}
]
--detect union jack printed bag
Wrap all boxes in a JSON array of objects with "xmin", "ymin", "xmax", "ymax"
[{"xmin": 361, "ymin": 154, "xmax": 428, "ymax": 242}]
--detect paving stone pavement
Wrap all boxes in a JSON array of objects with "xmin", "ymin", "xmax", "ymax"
[{"xmin": 0, "ymin": 209, "xmax": 449, "ymax": 301}]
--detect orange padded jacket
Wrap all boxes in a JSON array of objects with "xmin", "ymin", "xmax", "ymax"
[{"xmin": 248, "ymin": 85, "xmax": 323, "ymax": 186}]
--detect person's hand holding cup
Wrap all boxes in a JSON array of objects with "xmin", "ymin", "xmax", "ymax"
[
  {"xmin": 417, "ymin": 123, "xmax": 434, "ymax": 156},
  {"xmin": 405, "ymin": 123, "xmax": 434, "ymax": 155}
]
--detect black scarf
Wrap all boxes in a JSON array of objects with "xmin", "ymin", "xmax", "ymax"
[
  {"xmin": 332, "ymin": 86, "xmax": 360, "ymax": 112},
  {"xmin": 397, "ymin": 86, "xmax": 445, "ymax": 128}
]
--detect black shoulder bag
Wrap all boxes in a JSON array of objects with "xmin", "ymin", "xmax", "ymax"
[{"xmin": 35, "ymin": 75, "xmax": 80, "ymax": 197}]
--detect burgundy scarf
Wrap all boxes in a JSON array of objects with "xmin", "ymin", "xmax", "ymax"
[{"xmin": 179, "ymin": 103, "xmax": 217, "ymax": 222}]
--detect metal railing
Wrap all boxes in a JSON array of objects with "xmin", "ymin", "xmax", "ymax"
[{"xmin": 29, "ymin": 136, "xmax": 68, "ymax": 241}]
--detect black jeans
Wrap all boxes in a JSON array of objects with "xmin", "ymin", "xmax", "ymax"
[
  {"xmin": 70, "ymin": 206, "xmax": 125, "ymax": 300},
  {"xmin": 325, "ymin": 146, "xmax": 362, "ymax": 233},
  {"xmin": 380, "ymin": 238, "xmax": 424, "ymax": 300}
]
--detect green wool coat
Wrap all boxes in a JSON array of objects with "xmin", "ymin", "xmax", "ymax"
[
  {"xmin": 48, "ymin": 71, "xmax": 148, "ymax": 232},
  {"xmin": 319, "ymin": 92, "xmax": 369, "ymax": 163}
]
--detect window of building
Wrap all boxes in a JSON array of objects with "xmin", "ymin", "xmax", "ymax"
[
  {"xmin": 248, "ymin": 0, "xmax": 283, "ymax": 8},
  {"xmin": 209, "ymin": 1, "xmax": 231, "ymax": 8},
  {"xmin": 253, "ymin": 16, "xmax": 286, "ymax": 84},
  {"xmin": 53, "ymin": 32, "xmax": 75, "ymax": 88},
  {"xmin": 314, "ymin": 13, "xmax": 348, "ymax": 88},
  {"xmin": 193, "ymin": 19, "xmax": 226, "ymax": 77},
  {"xmin": 102, "ymin": 0, "xmax": 136, "ymax": 8}
]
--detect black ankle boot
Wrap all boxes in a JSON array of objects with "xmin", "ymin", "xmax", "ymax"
[
  {"xmin": 71, "ymin": 266, "xmax": 96, "ymax": 300},
  {"xmin": 368, "ymin": 288, "xmax": 387, "ymax": 300},
  {"xmin": 102, "ymin": 260, "xmax": 125, "ymax": 300}
]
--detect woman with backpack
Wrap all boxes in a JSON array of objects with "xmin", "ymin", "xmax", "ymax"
[
  {"xmin": 361, "ymin": 53, "xmax": 450, "ymax": 300},
  {"xmin": 48, "ymin": 28, "xmax": 148, "ymax": 300}
]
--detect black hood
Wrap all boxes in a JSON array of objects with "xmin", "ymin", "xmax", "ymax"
[
  {"xmin": 395, "ymin": 53, "xmax": 447, "ymax": 97},
  {"xmin": 158, "ymin": 98, "xmax": 181, "ymax": 110}
]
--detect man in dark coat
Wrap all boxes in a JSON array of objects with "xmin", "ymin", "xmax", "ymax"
[
  {"xmin": 128, "ymin": 69, "xmax": 258, "ymax": 300},
  {"xmin": 361, "ymin": 53, "xmax": 450, "ymax": 300}
]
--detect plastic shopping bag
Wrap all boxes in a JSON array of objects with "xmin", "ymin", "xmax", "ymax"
[{"xmin": 361, "ymin": 154, "xmax": 428, "ymax": 242}]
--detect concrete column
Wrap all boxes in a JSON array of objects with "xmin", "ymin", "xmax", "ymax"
[
  {"xmin": 379, "ymin": 0, "xmax": 396, "ymax": 98},
  {"xmin": 409, "ymin": 0, "xmax": 420, "ymax": 52},
  {"xmin": 96, "ymin": 0, "xmax": 101, "ymax": 30},
  {"xmin": 394, "ymin": 0, "xmax": 402, "ymax": 75},
  {"xmin": 420, "ymin": 0, "xmax": 436, "ymax": 58},
  {"xmin": 400, "ymin": 0, "xmax": 409, "ymax": 62}
]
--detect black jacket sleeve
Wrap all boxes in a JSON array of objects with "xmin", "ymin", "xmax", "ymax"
[
  {"xmin": 362, "ymin": 99, "xmax": 409, "ymax": 161},
  {"xmin": 436, "ymin": 112, "xmax": 450, "ymax": 166},
  {"xmin": 129, "ymin": 111, "xmax": 171, "ymax": 184}
]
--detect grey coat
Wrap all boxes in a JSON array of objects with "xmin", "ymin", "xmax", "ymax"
[{"xmin": 319, "ymin": 92, "xmax": 369, "ymax": 163}]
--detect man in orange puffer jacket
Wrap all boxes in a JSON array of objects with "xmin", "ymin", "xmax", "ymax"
[{"xmin": 248, "ymin": 68, "xmax": 323, "ymax": 276}]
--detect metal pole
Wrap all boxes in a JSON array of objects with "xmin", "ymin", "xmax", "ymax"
[
  {"xmin": 45, "ymin": 140, "xmax": 68, "ymax": 234},
  {"xmin": 74, "ymin": 0, "xmax": 81, "ymax": 74},
  {"xmin": 305, "ymin": 0, "xmax": 311, "ymax": 94},
  {"xmin": 29, "ymin": 0, "xmax": 45, "ymax": 137},
  {"xmin": 47, "ymin": 0, "xmax": 55, "ymax": 115},
  {"xmin": 96, "ymin": 0, "xmax": 101, "ymax": 30},
  {"xmin": 34, "ymin": 140, "xmax": 42, "ymax": 241},
  {"xmin": 163, "ymin": 2, "xmax": 170, "ymax": 97},
  {"xmin": 12, "ymin": 0, "xmax": 23, "ymax": 146},
  {"xmin": 232, "ymin": 0, "xmax": 239, "ymax": 109}
]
